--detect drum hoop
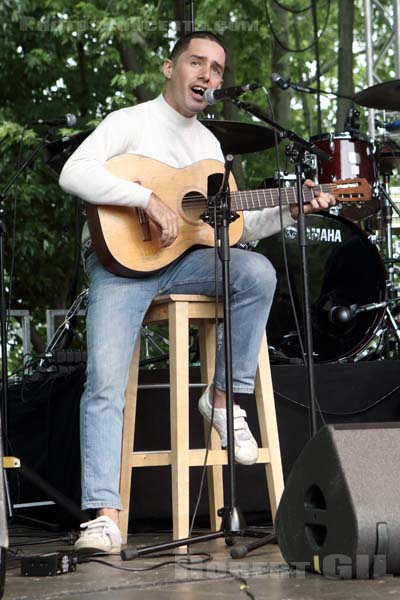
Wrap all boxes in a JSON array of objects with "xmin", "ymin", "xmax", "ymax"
[{"xmin": 310, "ymin": 131, "xmax": 372, "ymax": 144}]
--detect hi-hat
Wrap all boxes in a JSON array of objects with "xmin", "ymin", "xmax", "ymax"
[
  {"xmin": 201, "ymin": 120, "xmax": 279, "ymax": 154},
  {"xmin": 354, "ymin": 80, "xmax": 400, "ymax": 111}
]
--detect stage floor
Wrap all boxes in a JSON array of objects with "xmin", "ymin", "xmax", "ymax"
[{"xmin": 5, "ymin": 527, "xmax": 400, "ymax": 600}]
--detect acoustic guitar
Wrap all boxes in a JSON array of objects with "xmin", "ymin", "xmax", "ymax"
[{"xmin": 85, "ymin": 154, "xmax": 371, "ymax": 278}]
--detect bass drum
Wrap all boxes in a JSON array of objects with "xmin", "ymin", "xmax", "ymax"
[{"xmin": 257, "ymin": 213, "xmax": 386, "ymax": 363}]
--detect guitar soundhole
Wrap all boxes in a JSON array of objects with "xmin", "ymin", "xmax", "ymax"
[{"xmin": 182, "ymin": 191, "xmax": 207, "ymax": 223}]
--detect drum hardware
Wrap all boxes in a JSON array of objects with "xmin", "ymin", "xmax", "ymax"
[
  {"xmin": 38, "ymin": 289, "xmax": 89, "ymax": 371},
  {"xmin": 344, "ymin": 106, "xmax": 361, "ymax": 136},
  {"xmin": 351, "ymin": 294, "xmax": 400, "ymax": 361},
  {"xmin": 377, "ymin": 178, "xmax": 400, "ymax": 285},
  {"xmin": 258, "ymin": 171, "xmax": 297, "ymax": 189},
  {"xmin": 39, "ymin": 289, "xmax": 193, "ymax": 370},
  {"xmin": 352, "ymin": 129, "xmax": 400, "ymax": 359},
  {"xmin": 331, "ymin": 290, "xmax": 400, "ymax": 362}
]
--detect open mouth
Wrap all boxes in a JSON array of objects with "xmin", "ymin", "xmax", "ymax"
[{"xmin": 191, "ymin": 86, "xmax": 205, "ymax": 97}]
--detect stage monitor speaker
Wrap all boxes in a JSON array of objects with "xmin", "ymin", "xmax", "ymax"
[{"xmin": 275, "ymin": 423, "xmax": 400, "ymax": 579}]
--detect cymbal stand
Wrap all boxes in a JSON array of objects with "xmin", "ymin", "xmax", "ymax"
[{"xmin": 375, "ymin": 172, "xmax": 400, "ymax": 357}]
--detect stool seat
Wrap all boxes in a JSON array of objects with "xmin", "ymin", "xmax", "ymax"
[{"xmin": 119, "ymin": 294, "xmax": 284, "ymax": 544}]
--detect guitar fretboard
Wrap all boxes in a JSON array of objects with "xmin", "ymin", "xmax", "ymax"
[{"xmin": 230, "ymin": 184, "xmax": 336, "ymax": 211}]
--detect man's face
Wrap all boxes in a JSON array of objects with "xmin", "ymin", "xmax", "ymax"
[{"xmin": 162, "ymin": 38, "xmax": 225, "ymax": 118}]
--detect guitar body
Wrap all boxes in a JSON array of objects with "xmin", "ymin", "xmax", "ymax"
[
  {"xmin": 85, "ymin": 153, "xmax": 371, "ymax": 277},
  {"xmin": 86, "ymin": 154, "xmax": 243, "ymax": 277}
]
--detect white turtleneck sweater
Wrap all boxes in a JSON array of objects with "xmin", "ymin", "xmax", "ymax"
[{"xmin": 59, "ymin": 94, "xmax": 294, "ymax": 245}]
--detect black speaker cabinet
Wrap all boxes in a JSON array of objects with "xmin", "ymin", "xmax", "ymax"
[{"xmin": 275, "ymin": 424, "xmax": 400, "ymax": 579}]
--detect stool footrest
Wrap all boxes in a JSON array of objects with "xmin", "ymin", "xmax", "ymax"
[{"xmin": 129, "ymin": 447, "xmax": 271, "ymax": 467}]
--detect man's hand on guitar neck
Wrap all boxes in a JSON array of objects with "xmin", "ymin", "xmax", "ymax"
[
  {"xmin": 145, "ymin": 193, "xmax": 179, "ymax": 248},
  {"xmin": 289, "ymin": 179, "xmax": 336, "ymax": 220}
]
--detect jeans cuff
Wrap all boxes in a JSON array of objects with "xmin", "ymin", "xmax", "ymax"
[
  {"xmin": 82, "ymin": 500, "xmax": 123, "ymax": 511},
  {"xmin": 214, "ymin": 381, "xmax": 254, "ymax": 394}
]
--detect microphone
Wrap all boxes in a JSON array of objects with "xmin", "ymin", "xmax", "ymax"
[
  {"xmin": 271, "ymin": 72, "xmax": 314, "ymax": 94},
  {"xmin": 328, "ymin": 305, "xmax": 355, "ymax": 325},
  {"xmin": 30, "ymin": 114, "xmax": 78, "ymax": 128},
  {"xmin": 271, "ymin": 72, "xmax": 290, "ymax": 90},
  {"xmin": 202, "ymin": 84, "xmax": 260, "ymax": 105}
]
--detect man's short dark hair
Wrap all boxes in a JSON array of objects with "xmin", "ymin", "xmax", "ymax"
[{"xmin": 169, "ymin": 31, "xmax": 226, "ymax": 60}]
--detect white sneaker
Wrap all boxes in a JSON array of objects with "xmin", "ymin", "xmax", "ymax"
[
  {"xmin": 74, "ymin": 516, "xmax": 122, "ymax": 555},
  {"xmin": 198, "ymin": 385, "xmax": 259, "ymax": 466}
]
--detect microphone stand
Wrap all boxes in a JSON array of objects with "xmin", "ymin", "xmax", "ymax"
[
  {"xmin": 0, "ymin": 128, "xmax": 90, "ymax": 588},
  {"xmin": 0, "ymin": 128, "xmax": 54, "ymax": 440},
  {"xmin": 0, "ymin": 127, "xmax": 52, "ymax": 596},
  {"xmin": 217, "ymin": 98, "xmax": 333, "ymax": 559},
  {"xmin": 232, "ymin": 98, "xmax": 333, "ymax": 437},
  {"xmin": 121, "ymin": 156, "xmax": 271, "ymax": 561},
  {"xmin": 273, "ymin": 76, "xmax": 354, "ymax": 101}
]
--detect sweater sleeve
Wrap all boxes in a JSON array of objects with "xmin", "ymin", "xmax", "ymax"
[
  {"xmin": 58, "ymin": 109, "xmax": 152, "ymax": 208},
  {"xmin": 241, "ymin": 205, "xmax": 297, "ymax": 243}
]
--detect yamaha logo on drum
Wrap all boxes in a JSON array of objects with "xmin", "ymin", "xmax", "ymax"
[{"xmin": 285, "ymin": 225, "xmax": 342, "ymax": 243}]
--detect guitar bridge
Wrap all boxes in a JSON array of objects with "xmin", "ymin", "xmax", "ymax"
[{"xmin": 137, "ymin": 208, "xmax": 151, "ymax": 242}]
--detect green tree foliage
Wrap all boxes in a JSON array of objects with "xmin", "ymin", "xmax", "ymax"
[{"xmin": 0, "ymin": 0, "xmax": 397, "ymax": 365}]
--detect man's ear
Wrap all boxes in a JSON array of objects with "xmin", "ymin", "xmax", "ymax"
[{"xmin": 162, "ymin": 59, "xmax": 174, "ymax": 80}]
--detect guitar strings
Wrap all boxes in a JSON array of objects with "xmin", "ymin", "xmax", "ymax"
[{"xmin": 181, "ymin": 182, "xmax": 360, "ymax": 212}]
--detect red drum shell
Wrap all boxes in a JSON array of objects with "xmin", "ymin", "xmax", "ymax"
[{"xmin": 310, "ymin": 132, "xmax": 380, "ymax": 221}]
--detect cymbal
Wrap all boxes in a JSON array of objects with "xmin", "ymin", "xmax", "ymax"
[
  {"xmin": 45, "ymin": 120, "xmax": 276, "ymax": 177},
  {"xmin": 354, "ymin": 80, "xmax": 400, "ymax": 110},
  {"xmin": 200, "ymin": 120, "xmax": 279, "ymax": 154}
]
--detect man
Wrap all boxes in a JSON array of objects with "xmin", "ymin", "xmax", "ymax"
[{"xmin": 59, "ymin": 31, "xmax": 335, "ymax": 554}]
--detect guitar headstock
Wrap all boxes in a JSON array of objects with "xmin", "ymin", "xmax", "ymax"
[{"xmin": 332, "ymin": 178, "xmax": 371, "ymax": 203}]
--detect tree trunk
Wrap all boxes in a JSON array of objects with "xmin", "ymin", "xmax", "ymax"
[
  {"xmin": 294, "ymin": 15, "xmax": 311, "ymax": 134},
  {"xmin": 336, "ymin": 0, "xmax": 354, "ymax": 130},
  {"xmin": 172, "ymin": 0, "xmax": 192, "ymax": 36},
  {"xmin": 269, "ymin": 6, "xmax": 291, "ymax": 128},
  {"xmin": 117, "ymin": 43, "xmax": 153, "ymax": 104},
  {"xmin": 77, "ymin": 41, "xmax": 89, "ymax": 117}
]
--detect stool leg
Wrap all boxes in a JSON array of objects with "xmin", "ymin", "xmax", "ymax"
[
  {"xmin": 198, "ymin": 321, "xmax": 223, "ymax": 531},
  {"xmin": 169, "ymin": 301, "xmax": 190, "ymax": 544},
  {"xmin": 119, "ymin": 338, "xmax": 141, "ymax": 544},
  {"xmin": 254, "ymin": 333, "xmax": 284, "ymax": 520}
]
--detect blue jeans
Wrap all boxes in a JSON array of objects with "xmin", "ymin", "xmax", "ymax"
[{"xmin": 81, "ymin": 248, "xmax": 276, "ymax": 510}]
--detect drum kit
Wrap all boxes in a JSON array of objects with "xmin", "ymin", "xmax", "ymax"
[
  {"xmin": 45, "ymin": 79, "xmax": 400, "ymax": 364},
  {"xmin": 257, "ymin": 80, "xmax": 400, "ymax": 363}
]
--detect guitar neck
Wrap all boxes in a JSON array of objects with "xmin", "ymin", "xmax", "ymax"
[{"xmin": 231, "ymin": 183, "xmax": 335, "ymax": 211}]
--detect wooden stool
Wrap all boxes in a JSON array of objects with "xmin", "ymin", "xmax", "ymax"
[{"xmin": 119, "ymin": 294, "xmax": 284, "ymax": 544}]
